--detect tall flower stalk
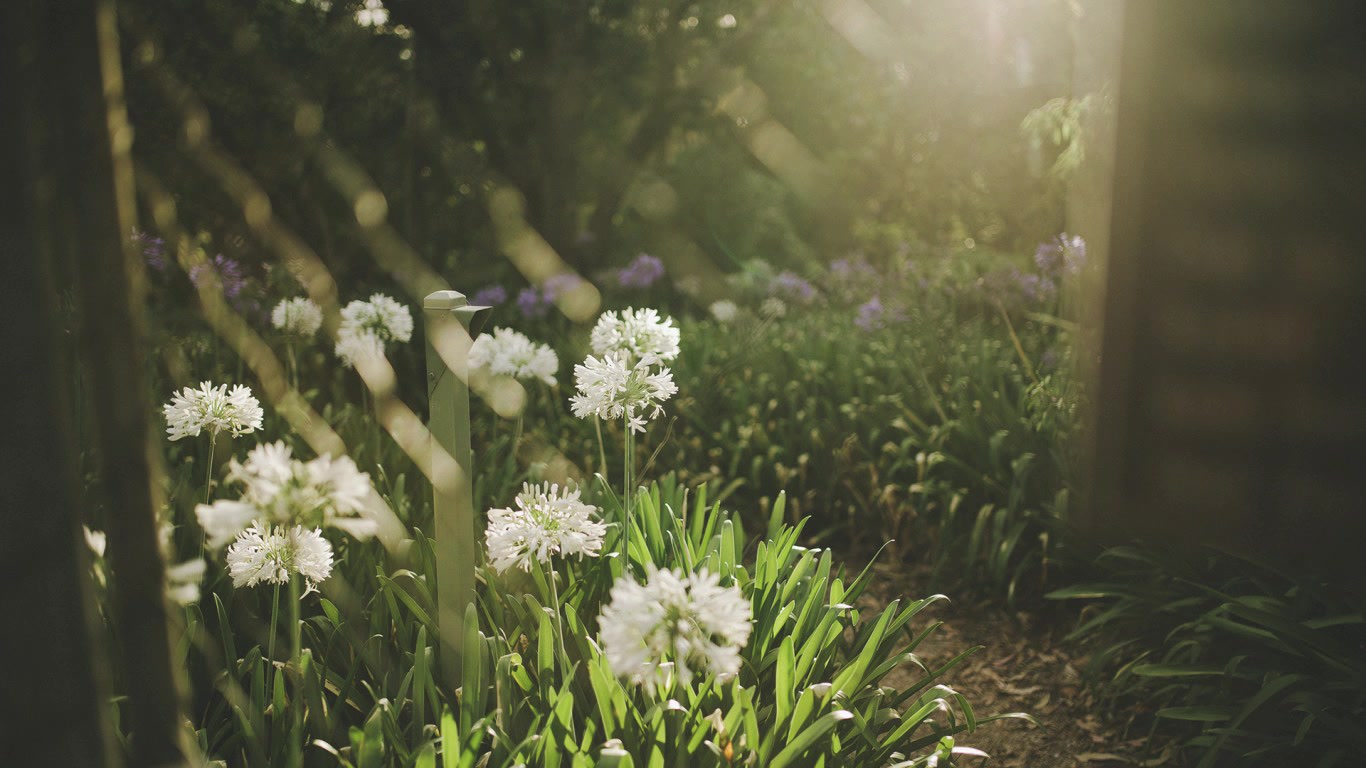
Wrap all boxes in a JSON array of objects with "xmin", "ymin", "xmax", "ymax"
[
  {"xmin": 570, "ymin": 308, "xmax": 680, "ymax": 569},
  {"xmin": 272, "ymin": 297, "xmax": 323, "ymax": 391},
  {"xmin": 485, "ymin": 483, "xmax": 606, "ymax": 675},
  {"xmin": 199, "ymin": 441, "xmax": 376, "ymax": 768}
]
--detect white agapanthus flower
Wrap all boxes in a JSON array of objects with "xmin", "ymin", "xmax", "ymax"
[
  {"xmin": 570, "ymin": 353, "xmax": 678, "ymax": 432},
  {"xmin": 335, "ymin": 293, "xmax": 412, "ymax": 366},
  {"xmin": 598, "ymin": 566, "xmax": 752, "ymax": 694},
  {"xmin": 708, "ymin": 300, "xmax": 739, "ymax": 323},
  {"xmin": 83, "ymin": 526, "xmax": 107, "ymax": 558},
  {"xmin": 485, "ymin": 483, "xmax": 607, "ymax": 573},
  {"xmin": 163, "ymin": 381, "xmax": 264, "ymax": 441},
  {"xmin": 469, "ymin": 327, "xmax": 559, "ymax": 386},
  {"xmin": 271, "ymin": 297, "xmax": 324, "ymax": 338},
  {"xmin": 339, "ymin": 293, "xmax": 413, "ymax": 343},
  {"xmin": 589, "ymin": 308, "xmax": 680, "ymax": 367},
  {"xmin": 225, "ymin": 523, "xmax": 333, "ymax": 593},
  {"xmin": 165, "ymin": 558, "xmax": 207, "ymax": 606},
  {"xmin": 759, "ymin": 297, "xmax": 787, "ymax": 319},
  {"xmin": 196, "ymin": 441, "xmax": 377, "ymax": 548},
  {"xmin": 334, "ymin": 329, "xmax": 386, "ymax": 368},
  {"xmin": 84, "ymin": 523, "xmax": 205, "ymax": 605}
]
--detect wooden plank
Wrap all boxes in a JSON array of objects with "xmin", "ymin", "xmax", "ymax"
[
  {"xmin": 1086, "ymin": 1, "xmax": 1366, "ymax": 578},
  {"xmin": 424, "ymin": 290, "xmax": 488, "ymax": 692}
]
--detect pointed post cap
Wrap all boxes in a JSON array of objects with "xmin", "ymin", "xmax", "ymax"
[
  {"xmin": 424, "ymin": 290, "xmax": 468, "ymax": 310},
  {"xmin": 425, "ymin": 290, "xmax": 490, "ymax": 336}
]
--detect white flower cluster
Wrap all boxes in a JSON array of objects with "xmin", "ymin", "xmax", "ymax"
[
  {"xmin": 84, "ymin": 523, "xmax": 205, "ymax": 605},
  {"xmin": 271, "ymin": 297, "xmax": 323, "ymax": 338},
  {"xmin": 570, "ymin": 353, "xmax": 678, "ymax": 433},
  {"xmin": 469, "ymin": 327, "xmax": 559, "ymax": 386},
  {"xmin": 572, "ymin": 308, "xmax": 680, "ymax": 432},
  {"xmin": 197, "ymin": 441, "xmax": 376, "ymax": 548},
  {"xmin": 226, "ymin": 523, "xmax": 334, "ymax": 593},
  {"xmin": 708, "ymin": 300, "xmax": 739, "ymax": 323},
  {"xmin": 198, "ymin": 442, "xmax": 377, "ymax": 594},
  {"xmin": 163, "ymin": 381, "xmax": 264, "ymax": 441},
  {"xmin": 589, "ymin": 307, "xmax": 680, "ymax": 367},
  {"xmin": 597, "ymin": 566, "xmax": 752, "ymax": 694},
  {"xmin": 335, "ymin": 293, "xmax": 412, "ymax": 367},
  {"xmin": 485, "ymin": 483, "xmax": 607, "ymax": 573}
]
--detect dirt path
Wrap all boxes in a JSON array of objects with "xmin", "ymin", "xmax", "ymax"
[{"xmin": 861, "ymin": 561, "xmax": 1177, "ymax": 767}]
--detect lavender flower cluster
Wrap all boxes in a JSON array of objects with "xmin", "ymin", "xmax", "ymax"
[
  {"xmin": 617, "ymin": 253, "xmax": 666, "ymax": 289},
  {"xmin": 472, "ymin": 274, "xmax": 589, "ymax": 319},
  {"xmin": 189, "ymin": 254, "xmax": 248, "ymax": 299}
]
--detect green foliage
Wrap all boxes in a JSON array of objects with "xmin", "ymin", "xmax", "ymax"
[{"xmin": 1050, "ymin": 547, "xmax": 1366, "ymax": 767}]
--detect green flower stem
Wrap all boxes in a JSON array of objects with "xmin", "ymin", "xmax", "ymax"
[
  {"xmin": 288, "ymin": 575, "xmax": 303, "ymax": 768},
  {"xmin": 622, "ymin": 421, "xmax": 635, "ymax": 568},
  {"xmin": 267, "ymin": 581, "xmax": 281, "ymax": 700},
  {"xmin": 286, "ymin": 341, "xmax": 299, "ymax": 392},
  {"xmin": 593, "ymin": 418, "xmax": 609, "ymax": 483},
  {"xmin": 204, "ymin": 433, "xmax": 217, "ymax": 505},
  {"xmin": 546, "ymin": 562, "xmax": 569, "ymax": 677},
  {"xmin": 996, "ymin": 299, "xmax": 1041, "ymax": 387}
]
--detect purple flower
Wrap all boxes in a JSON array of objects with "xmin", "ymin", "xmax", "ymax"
[
  {"xmin": 828, "ymin": 257, "xmax": 878, "ymax": 291},
  {"xmin": 132, "ymin": 229, "xmax": 167, "ymax": 272},
  {"xmin": 855, "ymin": 296, "xmax": 886, "ymax": 331},
  {"xmin": 542, "ymin": 273, "xmax": 585, "ymax": 301},
  {"xmin": 516, "ymin": 287, "xmax": 549, "ymax": 319},
  {"xmin": 770, "ymin": 271, "xmax": 817, "ymax": 304},
  {"xmin": 1014, "ymin": 270, "xmax": 1057, "ymax": 302},
  {"xmin": 1034, "ymin": 233, "xmax": 1087, "ymax": 277},
  {"xmin": 189, "ymin": 254, "xmax": 246, "ymax": 298},
  {"xmin": 617, "ymin": 253, "xmax": 666, "ymax": 289},
  {"xmin": 472, "ymin": 284, "xmax": 508, "ymax": 307}
]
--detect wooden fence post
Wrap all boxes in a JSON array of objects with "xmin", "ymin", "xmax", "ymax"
[{"xmin": 424, "ymin": 290, "xmax": 488, "ymax": 691}]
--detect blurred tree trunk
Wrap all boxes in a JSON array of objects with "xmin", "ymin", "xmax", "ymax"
[
  {"xmin": 2, "ymin": 0, "xmax": 193, "ymax": 765},
  {"xmin": 1, "ymin": 4, "xmax": 120, "ymax": 766}
]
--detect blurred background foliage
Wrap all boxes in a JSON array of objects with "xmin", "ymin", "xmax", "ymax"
[{"xmin": 121, "ymin": 0, "xmax": 1077, "ymax": 293}]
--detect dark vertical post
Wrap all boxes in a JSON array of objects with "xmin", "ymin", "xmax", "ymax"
[
  {"xmin": 1088, "ymin": 1, "xmax": 1366, "ymax": 581},
  {"xmin": 3, "ymin": 0, "xmax": 191, "ymax": 765},
  {"xmin": 1, "ymin": 6, "xmax": 118, "ymax": 764},
  {"xmin": 424, "ymin": 290, "xmax": 488, "ymax": 691},
  {"xmin": 53, "ymin": 0, "xmax": 193, "ymax": 764}
]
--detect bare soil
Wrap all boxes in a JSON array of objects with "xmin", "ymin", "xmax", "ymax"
[{"xmin": 860, "ymin": 560, "xmax": 1181, "ymax": 767}]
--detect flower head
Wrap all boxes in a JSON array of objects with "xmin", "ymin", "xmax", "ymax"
[
  {"xmin": 471, "ymin": 284, "xmax": 508, "ymax": 307},
  {"xmin": 485, "ymin": 483, "xmax": 607, "ymax": 573},
  {"xmin": 334, "ymin": 329, "xmax": 386, "ymax": 368},
  {"xmin": 589, "ymin": 308, "xmax": 680, "ymax": 367},
  {"xmin": 769, "ymin": 271, "xmax": 817, "ymax": 304},
  {"xmin": 163, "ymin": 381, "xmax": 264, "ymax": 441},
  {"xmin": 618, "ymin": 253, "xmax": 666, "ymax": 289},
  {"xmin": 272, "ymin": 297, "xmax": 323, "ymax": 338},
  {"xmin": 132, "ymin": 229, "xmax": 167, "ymax": 272},
  {"xmin": 570, "ymin": 353, "xmax": 678, "ymax": 432},
  {"xmin": 1034, "ymin": 233, "xmax": 1088, "ymax": 277},
  {"xmin": 338, "ymin": 293, "xmax": 413, "ymax": 344},
  {"xmin": 516, "ymin": 287, "xmax": 549, "ymax": 319},
  {"xmin": 855, "ymin": 296, "xmax": 887, "ymax": 331},
  {"xmin": 226, "ymin": 524, "xmax": 333, "ymax": 593},
  {"xmin": 469, "ymin": 327, "xmax": 559, "ymax": 386},
  {"xmin": 709, "ymin": 300, "xmax": 739, "ymax": 323},
  {"xmin": 598, "ymin": 566, "xmax": 752, "ymax": 694},
  {"xmin": 543, "ymin": 273, "xmax": 586, "ymax": 301},
  {"xmin": 190, "ymin": 254, "xmax": 247, "ymax": 298},
  {"xmin": 197, "ymin": 441, "xmax": 376, "ymax": 548},
  {"xmin": 759, "ymin": 297, "xmax": 787, "ymax": 319}
]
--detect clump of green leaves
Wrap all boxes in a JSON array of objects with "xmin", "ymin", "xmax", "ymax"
[{"xmin": 1051, "ymin": 546, "xmax": 1366, "ymax": 767}]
